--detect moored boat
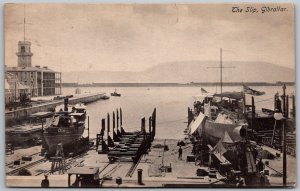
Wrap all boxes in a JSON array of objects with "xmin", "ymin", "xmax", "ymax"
[
  {"xmin": 188, "ymin": 92, "xmax": 260, "ymax": 185},
  {"xmin": 111, "ymin": 89, "xmax": 121, "ymax": 97}
]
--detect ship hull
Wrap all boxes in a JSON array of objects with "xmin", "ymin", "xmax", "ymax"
[
  {"xmin": 203, "ymin": 120, "xmax": 246, "ymax": 146},
  {"xmin": 43, "ymin": 125, "xmax": 85, "ymax": 155}
]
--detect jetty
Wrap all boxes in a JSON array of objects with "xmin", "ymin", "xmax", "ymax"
[{"xmin": 5, "ymin": 93, "xmax": 106, "ymax": 125}]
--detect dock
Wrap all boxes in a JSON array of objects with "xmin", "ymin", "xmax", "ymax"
[
  {"xmin": 6, "ymin": 139, "xmax": 221, "ymax": 187},
  {"xmin": 5, "ymin": 93, "xmax": 106, "ymax": 125},
  {"xmin": 5, "ymin": 136, "xmax": 297, "ymax": 188}
]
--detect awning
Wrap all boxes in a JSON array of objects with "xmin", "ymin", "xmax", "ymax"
[
  {"xmin": 193, "ymin": 93, "xmax": 214, "ymax": 102},
  {"xmin": 222, "ymin": 131, "xmax": 234, "ymax": 144},
  {"xmin": 212, "ymin": 139, "xmax": 227, "ymax": 156},
  {"xmin": 30, "ymin": 112, "xmax": 53, "ymax": 118},
  {"xmin": 214, "ymin": 91, "xmax": 243, "ymax": 100},
  {"xmin": 17, "ymin": 82, "xmax": 30, "ymax": 90},
  {"xmin": 74, "ymin": 103, "xmax": 86, "ymax": 110},
  {"xmin": 69, "ymin": 113, "xmax": 85, "ymax": 117},
  {"xmin": 190, "ymin": 112, "xmax": 206, "ymax": 134}
]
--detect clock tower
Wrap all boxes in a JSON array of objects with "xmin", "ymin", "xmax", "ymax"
[{"xmin": 16, "ymin": 41, "xmax": 33, "ymax": 67}]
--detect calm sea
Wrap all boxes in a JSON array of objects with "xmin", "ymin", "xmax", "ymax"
[{"xmin": 62, "ymin": 86, "xmax": 295, "ymax": 139}]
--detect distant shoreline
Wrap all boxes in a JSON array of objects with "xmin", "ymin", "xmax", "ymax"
[{"xmin": 62, "ymin": 82, "xmax": 295, "ymax": 87}]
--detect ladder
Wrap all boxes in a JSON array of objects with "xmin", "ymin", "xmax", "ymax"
[{"xmin": 50, "ymin": 143, "xmax": 66, "ymax": 174}]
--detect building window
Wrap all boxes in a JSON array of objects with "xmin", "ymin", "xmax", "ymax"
[{"xmin": 21, "ymin": 46, "xmax": 25, "ymax": 53}]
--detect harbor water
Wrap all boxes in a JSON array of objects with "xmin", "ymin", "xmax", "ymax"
[{"xmin": 62, "ymin": 86, "xmax": 295, "ymax": 140}]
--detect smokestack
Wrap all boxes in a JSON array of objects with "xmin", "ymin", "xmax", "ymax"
[{"xmin": 64, "ymin": 98, "xmax": 68, "ymax": 111}]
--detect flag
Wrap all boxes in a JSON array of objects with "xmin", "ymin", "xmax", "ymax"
[
  {"xmin": 243, "ymin": 85, "xmax": 265, "ymax": 96},
  {"xmin": 201, "ymin": 88, "xmax": 208, "ymax": 94}
]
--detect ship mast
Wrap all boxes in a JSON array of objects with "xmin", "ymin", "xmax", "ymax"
[
  {"xmin": 208, "ymin": 48, "xmax": 235, "ymax": 96},
  {"xmin": 220, "ymin": 48, "xmax": 222, "ymax": 94},
  {"xmin": 23, "ymin": 4, "xmax": 26, "ymax": 41}
]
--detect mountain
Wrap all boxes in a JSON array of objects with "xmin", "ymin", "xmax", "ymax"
[{"xmin": 62, "ymin": 61, "xmax": 295, "ymax": 83}]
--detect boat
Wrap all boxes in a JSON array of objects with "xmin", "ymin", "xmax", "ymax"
[
  {"xmin": 190, "ymin": 92, "xmax": 248, "ymax": 146},
  {"xmin": 187, "ymin": 49, "xmax": 260, "ymax": 184},
  {"xmin": 42, "ymin": 99, "xmax": 87, "ymax": 156},
  {"xmin": 189, "ymin": 91, "xmax": 261, "ymax": 184},
  {"xmin": 190, "ymin": 49, "xmax": 248, "ymax": 145},
  {"xmin": 6, "ymin": 112, "xmax": 53, "ymax": 145},
  {"xmin": 111, "ymin": 89, "xmax": 121, "ymax": 97}
]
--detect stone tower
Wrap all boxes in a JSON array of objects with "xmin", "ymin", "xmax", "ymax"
[{"xmin": 16, "ymin": 41, "xmax": 33, "ymax": 67}]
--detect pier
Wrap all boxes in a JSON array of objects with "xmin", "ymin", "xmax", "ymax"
[{"xmin": 5, "ymin": 93, "xmax": 106, "ymax": 125}]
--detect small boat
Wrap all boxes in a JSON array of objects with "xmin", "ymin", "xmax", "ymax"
[{"xmin": 111, "ymin": 89, "xmax": 121, "ymax": 97}]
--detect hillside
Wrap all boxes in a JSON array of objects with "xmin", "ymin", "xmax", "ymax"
[{"xmin": 62, "ymin": 61, "xmax": 294, "ymax": 83}]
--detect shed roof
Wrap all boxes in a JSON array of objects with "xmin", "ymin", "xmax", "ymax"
[{"xmin": 6, "ymin": 66, "xmax": 56, "ymax": 73}]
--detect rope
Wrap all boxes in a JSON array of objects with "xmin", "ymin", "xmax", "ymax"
[
  {"xmin": 157, "ymin": 118, "xmax": 186, "ymax": 125},
  {"xmin": 120, "ymin": 117, "xmax": 186, "ymax": 131}
]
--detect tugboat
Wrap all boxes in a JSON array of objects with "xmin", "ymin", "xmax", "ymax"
[
  {"xmin": 111, "ymin": 89, "xmax": 121, "ymax": 97},
  {"xmin": 42, "ymin": 99, "xmax": 87, "ymax": 156}
]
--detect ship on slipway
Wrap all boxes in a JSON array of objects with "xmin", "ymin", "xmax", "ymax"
[{"xmin": 42, "ymin": 99, "xmax": 87, "ymax": 156}]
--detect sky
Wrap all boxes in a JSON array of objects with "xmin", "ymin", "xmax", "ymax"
[{"xmin": 4, "ymin": 3, "xmax": 295, "ymax": 72}]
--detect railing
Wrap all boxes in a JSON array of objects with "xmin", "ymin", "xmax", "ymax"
[{"xmin": 261, "ymin": 137, "xmax": 296, "ymax": 157}]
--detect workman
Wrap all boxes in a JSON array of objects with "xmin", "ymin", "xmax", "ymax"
[
  {"xmin": 178, "ymin": 146, "xmax": 183, "ymax": 160},
  {"xmin": 259, "ymin": 171, "xmax": 266, "ymax": 186},
  {"xmin": 257, "ymin": 158, "xmax": 265, "ymax": 172},
  {"xmin": 41, "ymin": 175, "xmax": 49, "ymax": 188}
]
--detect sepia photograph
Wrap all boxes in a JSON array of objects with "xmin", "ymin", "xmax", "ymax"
[{"xmin": 4, "ymin": 3, "xmax": 296, "ymax": 188}]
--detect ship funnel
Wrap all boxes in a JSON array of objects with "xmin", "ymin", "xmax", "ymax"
[
  {"xmin": 233, "ymin": 125, "xmax": 247, "ymax": 138},
  {"xmin": 64, "ymin": 98, "xmax": 69, "ymax": 111}
]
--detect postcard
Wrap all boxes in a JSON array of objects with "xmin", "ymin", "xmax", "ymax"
[{"xmin": 4, "ymin": 3, "xmax": 295, "ymax": 188}]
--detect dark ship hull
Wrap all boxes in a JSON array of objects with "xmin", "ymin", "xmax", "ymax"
[
  {"xmin": 42, "ymin": 100, "xmax": 87, "ymax": 156},
  {"xmin": 111, "ymin": 92, "xmax": 121, "ymax": 97},
  {"xmin": 43, "ymin": 125, "xmax": 85, "ymax": 155}
]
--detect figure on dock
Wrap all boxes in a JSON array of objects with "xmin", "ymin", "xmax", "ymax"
[
  {"xmin": 256, "ymin": 158, "xmax": 265, "ymax": 172},
  {"xmin": 178, "ymin": 146, "xmax": 183, "ymax": 160},
  {"xmin": 259, "ymin": 171, "xmax": 266, "ymax": 186},
  {"xmin": 41, "ymin": 175, "xmax": 49, "ymax": 188}
]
